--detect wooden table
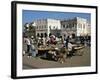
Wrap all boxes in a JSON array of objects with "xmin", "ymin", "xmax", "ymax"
[
  {"xmin": 73, "ymin": 45, "xmax": 85, "ymax": 56},
  {"xmin": 37, "ymin": 47, "xmax": 55, "ymax": 57}
]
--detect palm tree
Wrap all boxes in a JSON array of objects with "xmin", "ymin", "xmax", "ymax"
[
  {"xmin": 24, "ymin": 23, "xmax": 29, "ymax": 31},
  {"xmin": 29, "ymin": 22, "xmax": 36, "ymax": 38}
]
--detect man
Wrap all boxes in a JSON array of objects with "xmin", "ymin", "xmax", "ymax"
[
  {"xmin": 25, "ymin": 37, "xmax": 31, "ymax": 53},
  {"xmin": 30, "ymin": 36, "xmax": 35, "ymax": 44},
  {"xmin": 66, "ymin": 36, "xmax": 69, "ymax": 48},
  {"xmin": 68, "ymin": 41, "xmax": 77, "ymax": 57}
]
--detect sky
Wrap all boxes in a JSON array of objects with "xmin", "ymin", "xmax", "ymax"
[{"xmin": 22, "ymin": 10, "xmax": 91, "ymax": 25}]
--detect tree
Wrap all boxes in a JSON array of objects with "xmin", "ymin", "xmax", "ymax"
[{"xmin": 24, "ymin": 23, "xmax": 29, "ymax": 30}]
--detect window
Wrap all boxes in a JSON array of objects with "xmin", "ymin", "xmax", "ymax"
[
  {"xmin": 67, "ymin": 24, "xmax": 69, "ymax": 28},
  {"xmin": 49, "ymin": 26, "xmax": 51, "ymax": 29},
  {"xmin": 78, "ymin": 23, "xmax": 82, "ymax": 29},
  {"xmin": 61, "ymin": 26, "xmax": 62, "ymax": 28},
  {"xmin": 42, "ymin": 26, "xmax": 43, "ymax": 29},
  {"xmin": 74, "ymin": 23, "xmax": 77, "ymax": 28},
  {"xmin": 73, "ymin": 23, "xmax": 75, "ymax": 28},
  {"xmin": 37, "ymin": 26, "xmax": 38, "ymax": 29},
  {"xmin": 45, "ymin": 25, "xmax": 47, "ymax": 29},
  {"xmin": 69, "ymin": 24, "xmax": 71, "ymax": 28},
  {"xmin": 39, "ymin": 26, "xmax": 40, "ymax": 29},
  {"xmin": 56, "ymin": 26, "xmax": 58, "ymax": 29},
  {"xmin": 53, "ymin": 26, "xmax": 55, "ymax": 29},
  {"xmin": 41, "ymin": 33, "xmax": 43, "ymax": 38},
  {"xmin": 44, "ymin": 33, "xmax": 47, "ymax": 37},
  {"xmin": 65, "ymin": 25, "xmax": 67, "ymax": 28},
  {"xmin": 37, "ymin": 33, "xmax": 40, "ymax": 37},
  {"xmin": 63, "ymin": 25, "xmax": 65, "ymax": 28},
  {"xmin": 83, "ymin": 24, "xmax": 85, "ymax": 29},
  {"xmin": 78, "ymin": 23, "xmax": 80, "ymax": 28},
  {"xmin": 80, "ymin": 24, "xmax": 82, "ymax": 29},
  {"xmin": 66, "ymin": 25, "xmax": 68, "ymax": 28}
]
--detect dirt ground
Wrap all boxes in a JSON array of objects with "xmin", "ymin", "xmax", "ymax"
[{"xmin": 23, "ymin": 46, "xmax": 91, "ymax": 69}]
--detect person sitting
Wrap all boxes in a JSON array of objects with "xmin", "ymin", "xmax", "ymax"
[{"xmin": 54, "ymin": 47, "xmax": 67, "ymax": 63}]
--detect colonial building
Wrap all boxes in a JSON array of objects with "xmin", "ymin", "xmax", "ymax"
[
  {"xmin": 24, "ymin": 17, "xmax": 91, "ymax": 38},
  {"xmin": 61, "ymin": 17, "xmax": 89, "ymax": 37},
  {"xmin": 86, "ymin": 22, "xmax": 91, "ymax": 36},
  {"xmin": 34, "ymin": 18, "xmax": 61, "ymax": 37}
]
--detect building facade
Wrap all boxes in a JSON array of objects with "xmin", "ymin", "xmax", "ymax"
[
  {"xmin": 34, "ymin": 18, "xmax": 61, "ymax": 37},
  {"xmin": 61, "ymin": 17, "xmax": 89, "ymax": 37},
  {"xmin": 86, "ymin": 22, "xmax": 91, "ymax": 36},
  {"xmin": 24, "ymin": 17, "xmax": 91, "ymax": 38}
]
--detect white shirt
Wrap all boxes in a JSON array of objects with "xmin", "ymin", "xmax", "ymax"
[
  {"xmin": 68, "ymin": 42, "xmax": 73, "ymax": 51},
  {"xmin": 26, "ymin": 38, "xmax": 31, "ymax": 45},
  {"xmin": 43, "ymin": 37, "xmax": 46, "ymax": 45}
]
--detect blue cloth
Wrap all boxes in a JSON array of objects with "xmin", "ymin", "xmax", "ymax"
[{"xmin": 30, "ymin": 45, "xmax": 37, "ymax": 57}]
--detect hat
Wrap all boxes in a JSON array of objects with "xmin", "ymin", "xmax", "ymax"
[
  {"xmin": 31, "ymin": 36, "xmax": 34, "ymax": 38},
  {"xmin": 55, "ymin": 47, "xmax": 59, "ymax": 50}
]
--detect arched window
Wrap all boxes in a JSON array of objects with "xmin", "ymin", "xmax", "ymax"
[
  {"xmin": 39, "ymin": 26, "xmax": 41, "ymax": 29},
  {"xmin": 44, "ymin": 33, "xmax": 47, "ymax": 37},
  {"xmin": 37, "ymin": 33, "xmax": 40, "ymax": 37},
  {"xmin": 41, "ymin": 33, "xmax": 43, "ymax": 38},
  {"xmin": 83, "ymin": 24, "xmax": 85, "ymax": 29},
  {"xmin": 53, "ymin": 26, "xmax": 55, "ymax": 29},
  {"xmin": 37, "ymin": 26, "xmax": 38, "ymax": 29},
  {"xmin": 45, "ymin": 25, "xmax": 47, "ymax": 29},
  {"xmin": 49, "ymin": 26, "xmax": 51, "ymax": 29},
  {"xmin": 63, "ymin": 25, "xmax": 65, "ymax": 28}
]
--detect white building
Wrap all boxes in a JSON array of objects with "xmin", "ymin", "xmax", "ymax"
[
  {"xmin": 86, "ymin": 22, "xmax": 91, "ymax": 36},
  {"xmin": 34, "ymin": 18, "xmax": 61, "ymax": 37},
  {"xmin": 61, "ymin": 17, "xmax": 89, "ymax": 37},
  {"xmin": 24, "ymin": 17, "xmax": 90, "ymax": 38}
]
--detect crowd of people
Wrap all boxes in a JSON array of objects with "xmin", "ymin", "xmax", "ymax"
[
  {"xmin": 23, "ymin": 36, "xmax": 37, "ymax": 57},
  {"xmin": 23, "ymin": 34, "xmax": 91, "ymax": 63}
]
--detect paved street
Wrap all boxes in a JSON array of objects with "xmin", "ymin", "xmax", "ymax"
[{"xmin": 23, "ymin": 46, "xmax": 90, "ymax": 69}]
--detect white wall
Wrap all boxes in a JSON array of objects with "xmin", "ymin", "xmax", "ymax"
[
  {"xmin": 0, "ymin": 0, "xmax": 99, "ymax": 80},
  {"xmin": 47, "ymin": 19, "xmax": 61, "ymax": 36},
  {"xmin": 47, "ymin": 19, "xmax": 61, "ymax": 29},
  {"xmin": 77, "ymin": 17, "xmax": 87, "ymax": 36}
]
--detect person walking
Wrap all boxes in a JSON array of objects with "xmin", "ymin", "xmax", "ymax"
[
  {"xmin": 30, "ymin": 44, "xmax": 37, "ymax": 57},
  {"xmin": 26, "ymin": 37, "xmax": 31, "ymax": 53},
  {"xmin": 63, "ymin": 35, "xmax": 67, "ymax": 47},
  {"xmin": 66, "ymin": 36, "xmax": 69, "ymax": 48}
]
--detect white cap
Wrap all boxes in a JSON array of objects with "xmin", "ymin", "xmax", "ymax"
[{"xmin": 31, "ymin": 36, "xmax": 34, "ymax": 38}]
